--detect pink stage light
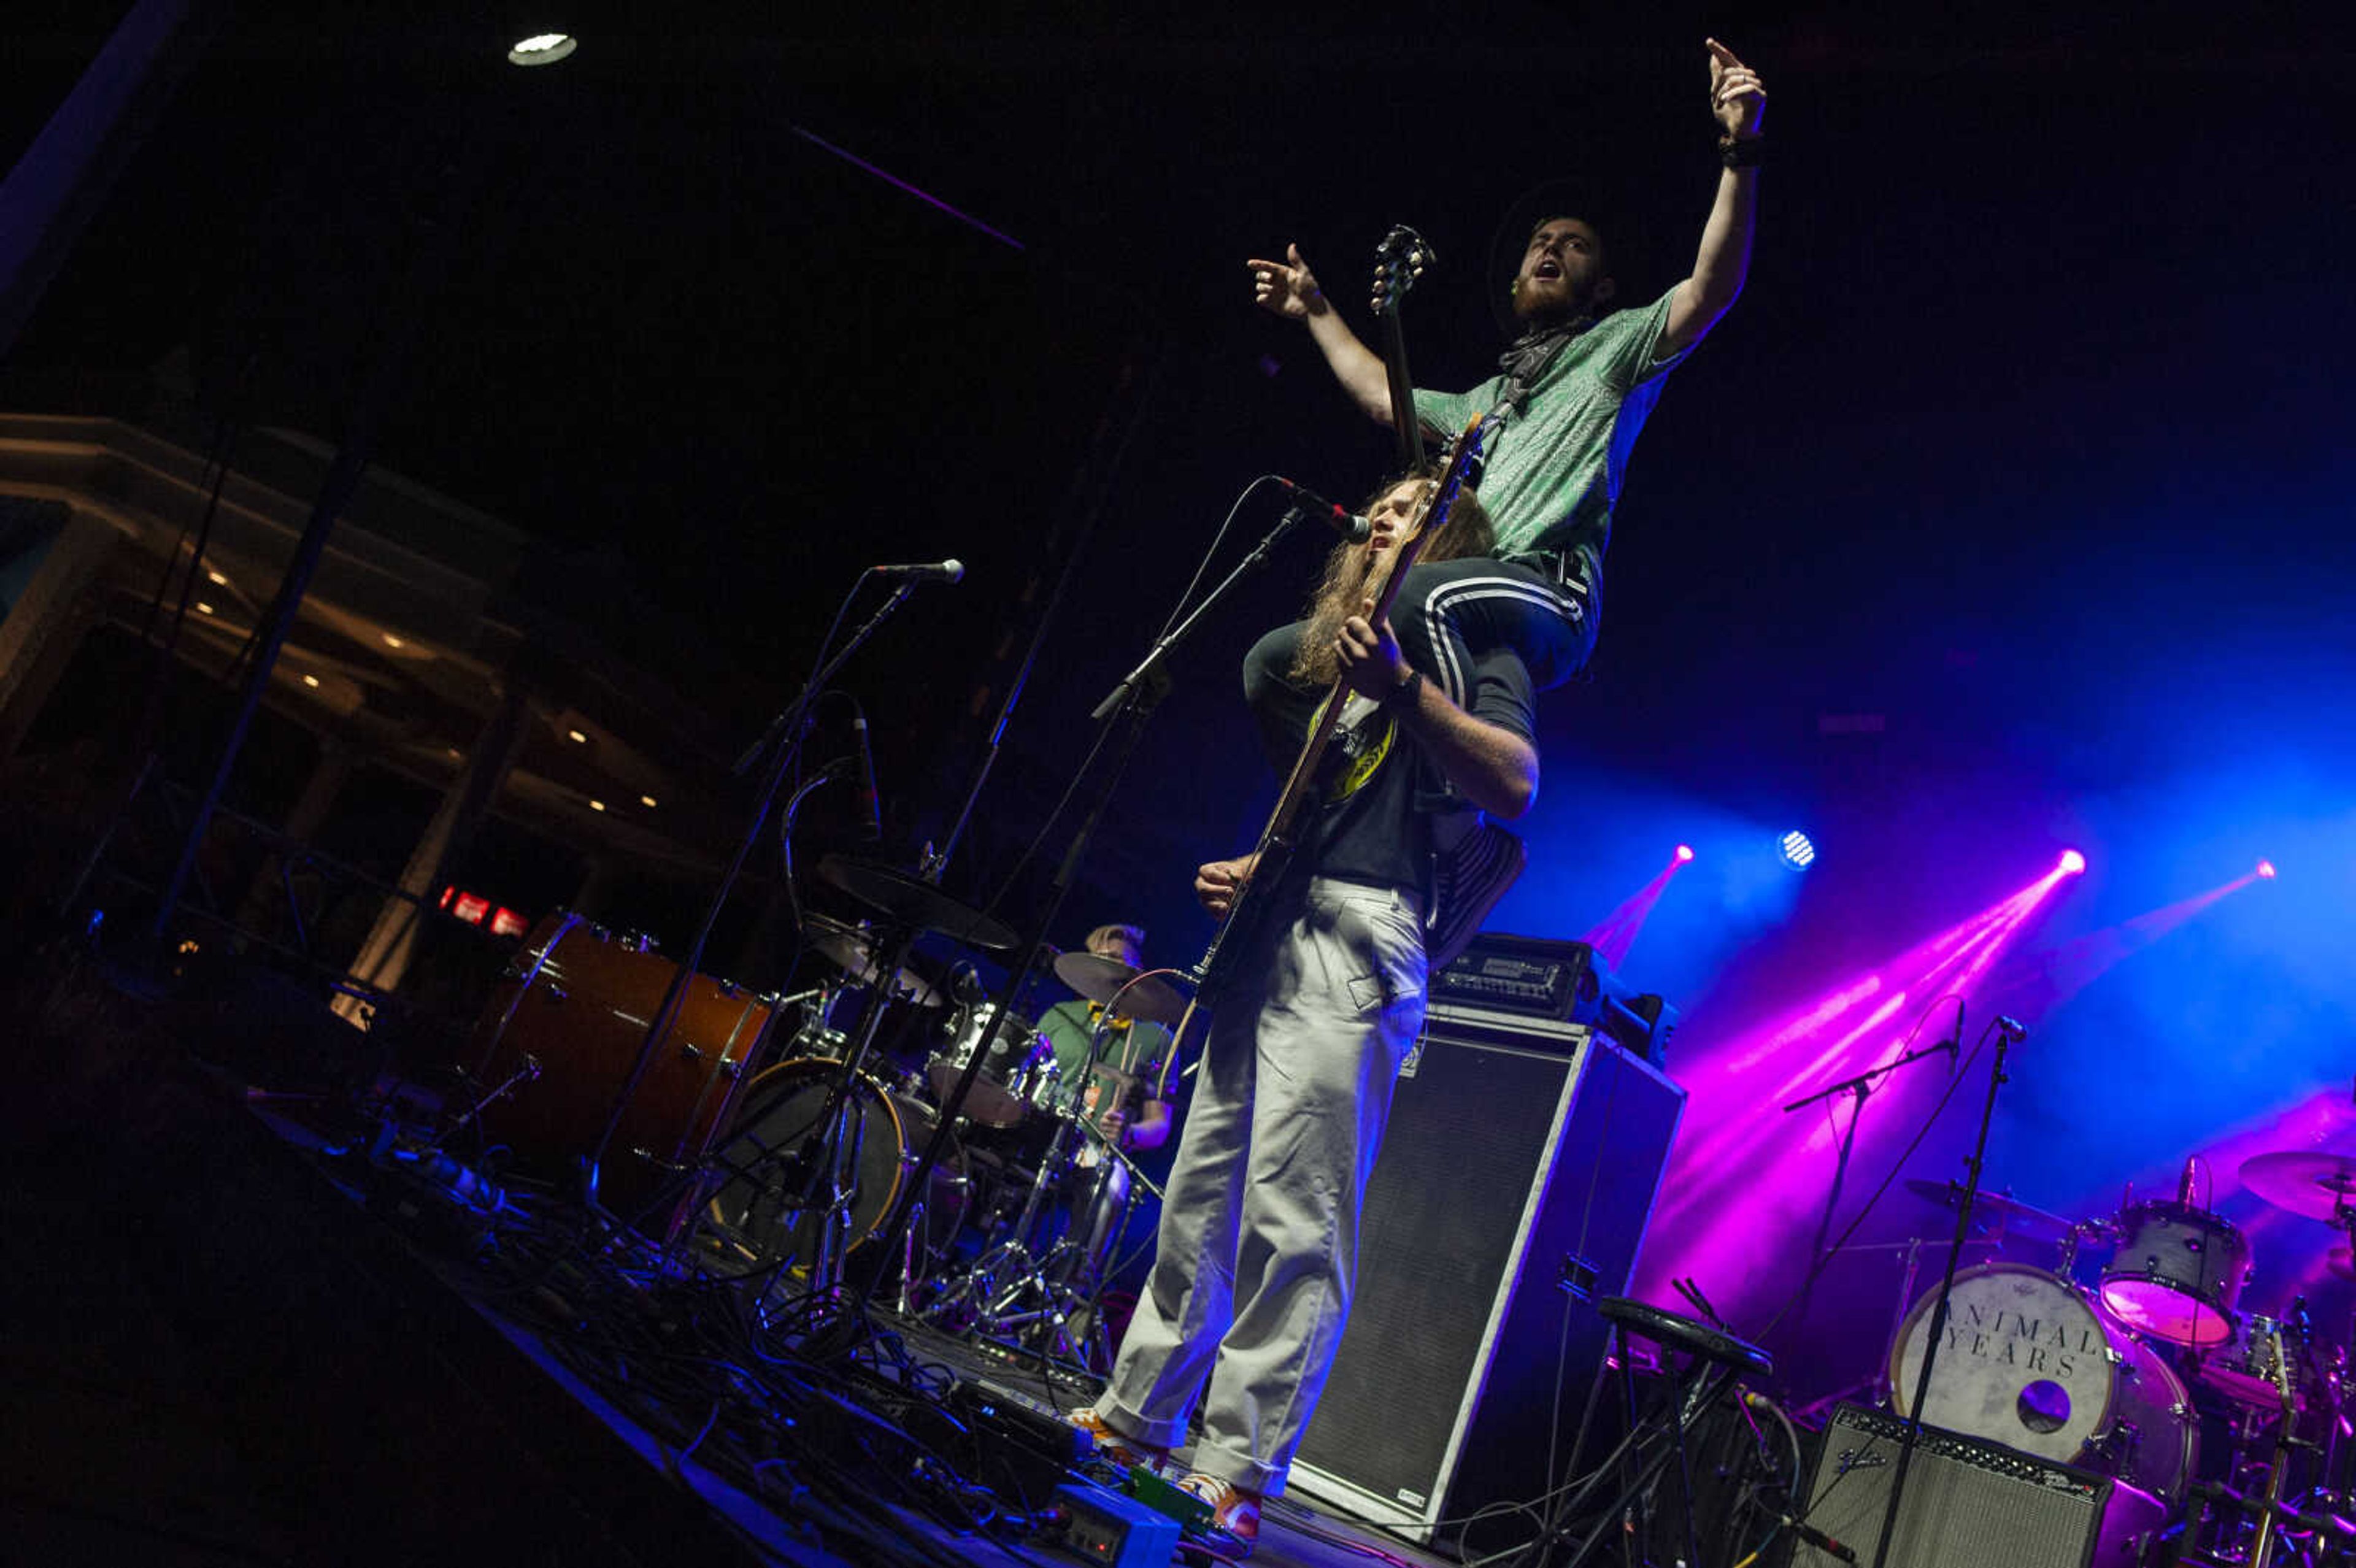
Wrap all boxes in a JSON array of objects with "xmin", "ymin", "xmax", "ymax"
[
  {"xmin": 2058, "ymin": 848, "xmax": 2087, "ymax": 874},
  {"xmin": 1638, "ymin": 855, "xmax": 2085, "ymax": 1316},
  {"xmin": 1582, "ymin": 853, "xmax": 1686, "ymax": 970},
  {"xmin": 1674, "ymin": 844, "xmax": 1695, "ymax": 863},
  {"xmin": 2257, "ymin": 859, "xmax": 2277, "ymax": 880}
]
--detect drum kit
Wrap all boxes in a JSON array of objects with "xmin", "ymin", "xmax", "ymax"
[
  {"xmin": 452, "ymin": 853, "xmax": 1188, "ymax": 1371},
  {"xmin": 1851, "ymin": 1153, "xmax": 2356, "ymax": 1561}
]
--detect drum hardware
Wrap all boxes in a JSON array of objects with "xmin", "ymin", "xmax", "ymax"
[
  {"xmin": 920, "ymin": 1103, "xmax": 1097, "ymax": 1360},
  {"xmin": 436, "ymin": 1051, "xmax": 541, "ymax": 1142},
  {"xmin": 801, "ymin": 910, "xmax": 945, "ymax": 1009},
  {"xmin": 917, "ymin": 1095, "xmax": 1163, "ymax": 1375}
]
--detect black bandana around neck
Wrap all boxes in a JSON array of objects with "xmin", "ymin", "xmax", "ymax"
[{"xmin": 1492, "ymin": 315, "xmax": 1593, "ymax": 417}]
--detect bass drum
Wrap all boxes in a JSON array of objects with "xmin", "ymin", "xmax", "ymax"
[
  {"xmin": 468, "ymin": 912, "xmax": 782, "ymax": 1226},
  {"xmin": 1888, "ymin": 1263, "xmax": 2196, "ymax": 1502},
  {"xmin": 704, "ymin": 1058, "xmax": 968, "ymax": 1286}
]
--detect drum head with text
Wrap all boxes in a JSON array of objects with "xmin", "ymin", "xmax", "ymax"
[{"xmin": 1889, "ymin": 1264, "xmax": 2118, "ymax": 1466}]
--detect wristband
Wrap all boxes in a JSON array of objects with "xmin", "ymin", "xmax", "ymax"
[
  {"xmin": 1718, "ymin": 133, "xmax": 1765, "ymax": 169},
  {"xmin": 1384, "ymin": 667, "xmax": 1426, "ymax": 712}
]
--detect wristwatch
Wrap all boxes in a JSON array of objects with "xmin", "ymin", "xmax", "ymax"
[{"xmin": 1383, "ymin": 667, "xmax": 1425, "ymax": 710}]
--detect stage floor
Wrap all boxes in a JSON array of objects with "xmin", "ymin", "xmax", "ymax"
[{"xmin": 0, "ymin": 965, "xmax": 1466, "ymax": 1568}]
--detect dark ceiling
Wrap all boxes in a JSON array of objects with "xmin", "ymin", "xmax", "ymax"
[{"xmin": 6, "ymin": 0, "xmax": 2352, "ymax": 966}]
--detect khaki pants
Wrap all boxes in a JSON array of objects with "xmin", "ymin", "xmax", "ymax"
[{"xmin": 1094, "ymin": 878, "xmax": 1426, "ymax": 1496}]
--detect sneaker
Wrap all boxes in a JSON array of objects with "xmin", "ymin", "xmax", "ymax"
[
  {"xmin": 1174, "ymin": 1471, "xmax": 1262, "ymax": 1556},
  {"xmin": 1068, "ymin": 1408, "xmax": 1168, "ymax": 1473}
]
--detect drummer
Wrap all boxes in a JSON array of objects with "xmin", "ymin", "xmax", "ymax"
[{"xmin": 1039, "ymin": 923, "xmax": 1176, "ymax": 1159}]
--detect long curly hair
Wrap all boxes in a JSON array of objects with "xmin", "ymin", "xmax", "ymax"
[{"xmin": 1288, "ymin": 464, "xmax": 1494, "ymax": 685}]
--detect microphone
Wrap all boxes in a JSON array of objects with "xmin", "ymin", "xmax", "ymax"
[
  {"xmin": 1778, "ymin": 1516, "xmax": 1857, "ymax": 1566},
  {"xmin": 850, "ymin": 713, "xmax": 881, "ymax": 840},
  {"xmin": 2177, "ymin": 1155, "xmax": 2203, "ymax": 1207},
  {"xmin": 1996, "ymin": 1015, "xmax": 2029, "ymax": 1042},
  {"xmin": 1271, "ymin": 478, "xmax": 1372, "ymax": 543},
  {"xmin": 871, "ymin": 559, "xmax": 964, "ymax": 583}
]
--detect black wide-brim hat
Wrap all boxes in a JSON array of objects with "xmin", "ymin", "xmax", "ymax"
[{"xmin": 1484, "ymin": 177, "xmax": 1657, "ymax": 337}]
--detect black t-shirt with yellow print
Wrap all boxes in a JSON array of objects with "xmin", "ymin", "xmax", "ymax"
[{"xmin": 1238, "ymin": 602, "xmax": 1535, "ymax": 898}]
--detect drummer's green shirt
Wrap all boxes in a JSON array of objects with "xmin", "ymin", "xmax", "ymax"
[{"xmin": 1038, "ymin": 1000, "xmax": 1174, "ymax": 1115}]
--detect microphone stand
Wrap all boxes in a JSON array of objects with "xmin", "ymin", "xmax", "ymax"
[
  {"xmin": 583, "ymin": 577, "xmax": 920, "ymax": 1223},
  {"xmin": 1871, "ymin": 1021, "xmax": 2017, "ymax": 1568},
  {"xmin": 1091, "ymin": 508, "xmax": 1314, "ymax": 722},
  {"xmin": 1782, "ymin": 1038, "xmax": 1955, "ymax": 1333},
  {"xmin": 855, "ymin": 504, "xmax": 1315, "ymax": 1310}
]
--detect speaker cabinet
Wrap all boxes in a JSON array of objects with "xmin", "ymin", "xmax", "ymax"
[
  {"xmin": 1793, "ymin": 1404, "xmax": 2169, "ymax": 1568},
  {"xmin": 1287, "ymin": 1012, "xmax": 1684, "ymax": 1541}
]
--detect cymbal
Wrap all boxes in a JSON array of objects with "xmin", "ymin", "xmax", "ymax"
[
  {"xmin": 2241, "ymin": 1151, "xmax": 2356, "ymax": 1220},
  {"xmin": 816, "ymin": 856, "xmax": 1017, "ymax": 952},
  {"xmin": 1052, "ymin": 951, "xmax": 1189, "ymax": 1028},
  {"xmin": 799, "ymin": 911, "xmax": 942, "ymax": 1007},
  {"xmin": 1903, "ymin": 1178, "xmax": 2072, "ymax": 1242}
]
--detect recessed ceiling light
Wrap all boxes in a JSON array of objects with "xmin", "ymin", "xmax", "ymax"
[
  {"xmin": 382, "ymin": 634, "xmax": 404, "ymax": 649},
  {"xmin": 195, "ymin": 602, "xmax": 215, "ymax": 615},
  {"xmin": 302, "ymin": 674, "xmax": 321, "ymax": 688},
  {"xmin": 568, "ymin": 729, "xmax": 588, "ymax": 744},
  {"xmin": 588, "ymin": 799, "xmax": 606, "ymax": 812},
  {"xmin": 507, "ymin": 33, "xmax": 577, "ymax": 67},
  {"xmin": 206, "ymin": 570, "xmax": 229, "ymax": 586},
  {"xmin": 640, "ymin": 794, "xmax": 658, "ymax": 809}
]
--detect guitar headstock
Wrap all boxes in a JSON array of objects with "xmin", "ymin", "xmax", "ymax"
[{"xmin": 1370, "ymin": 225, "xmax": 1437, "ymax": 319}]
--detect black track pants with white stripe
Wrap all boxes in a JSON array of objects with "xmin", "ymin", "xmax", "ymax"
[{"xmin": 1396, "ymin": 556, "xmax": 1595, "ymax": 698}]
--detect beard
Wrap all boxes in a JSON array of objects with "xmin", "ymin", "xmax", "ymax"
[
  {"xmin": 1512, "ymin": 278, "xmax": 1598, "ymax": 332},
  {"xmin": 1287, "ymin": 541, "xmax": 1386, "ymax": 686}
]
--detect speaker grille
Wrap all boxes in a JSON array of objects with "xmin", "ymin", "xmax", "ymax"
[
  {"xmin": 1289, "ymin": 1024, "xmax": 1684, "ymax": 1538},
  {"xmin": 1796, "ymin": 1404, "xmax": 2146, "ymax": 1568},
  {"xmin": 1303, "ymin": 1041, "xmax": 1573, "ymax": 1504}
]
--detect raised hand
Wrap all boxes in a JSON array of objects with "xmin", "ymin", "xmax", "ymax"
[
  {"xmin": 1706, "ymin": 37, "xmax": 1766, "ymax": 139},
  {"xmin": 1246, "ymin": 243, "xmax": 1323, "ymax": 320}
]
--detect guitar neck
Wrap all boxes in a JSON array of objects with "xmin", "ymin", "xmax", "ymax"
[
  {"xmin": 1193, "ymin": 419, "xmax": 1481, "ymax": 990},
  {"xmin": 1379, "ymin": 309, "xmax": 1424, "ymax": 471}
]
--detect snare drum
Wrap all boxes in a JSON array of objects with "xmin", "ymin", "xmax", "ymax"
[
  {"xmin": 1890, "ymin": 1263, "xmax": 2196, "ymax": 1501},
  {"xmin": 468, "ymin": 912, "xmax": 783, "ymax": 1224},
  {"xmin": 2100, "ymin": 1201, "xmax": 2249, "ymax": 1347},
  {"xmin": 926, "ymin": 1003, "xmax": 1054, "ymax": 1127}
]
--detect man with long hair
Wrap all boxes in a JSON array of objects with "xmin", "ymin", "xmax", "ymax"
[
  {"xmin": 1071, "ymin": 469, "xmax": 1538, "ymax": 1554},
  {"xmin": 1249, "ymin": 39, "xmax": 1766, "ymax": 696}
]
